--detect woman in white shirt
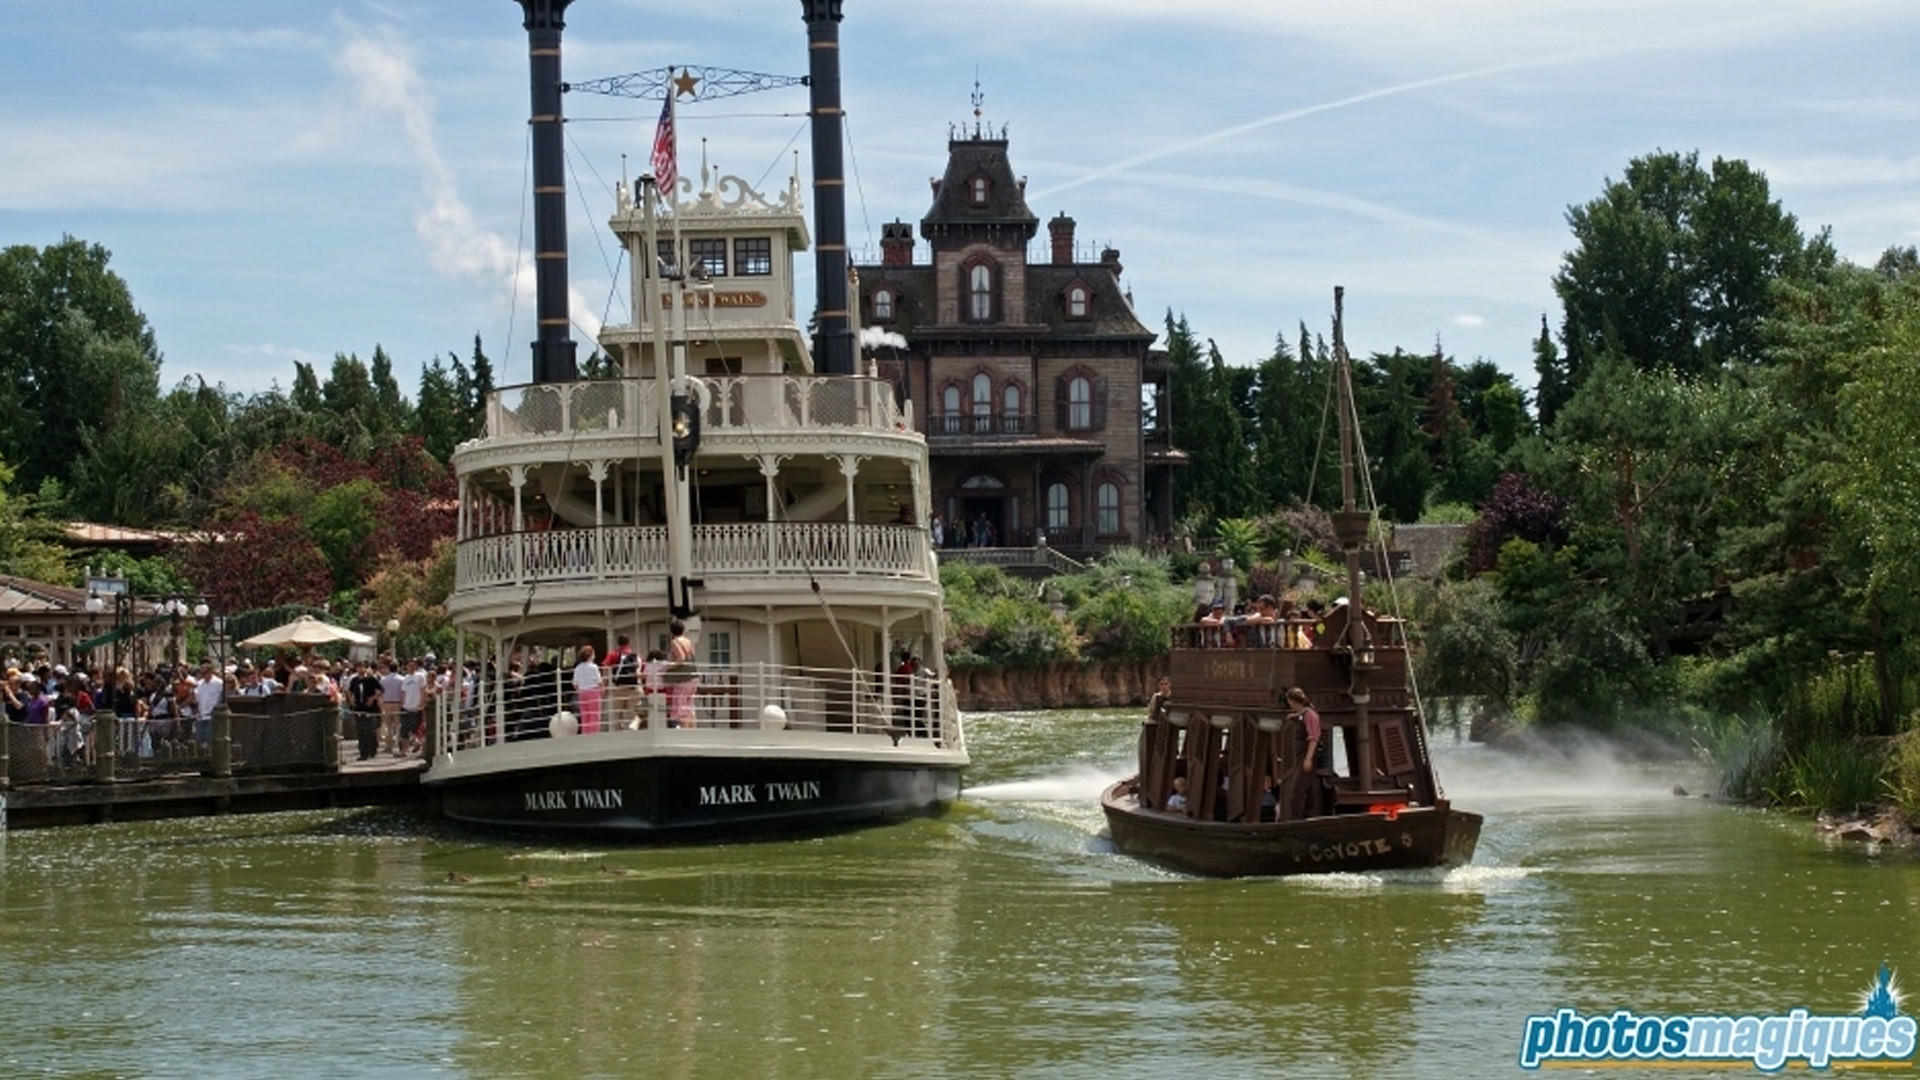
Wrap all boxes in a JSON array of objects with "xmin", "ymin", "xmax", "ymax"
[{"xmin": 572, "ymin": 644, "xmax": 604, "ymax": 735}]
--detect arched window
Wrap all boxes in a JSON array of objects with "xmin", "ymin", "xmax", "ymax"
[
  {"xmin": 1097, "ymin": 481, "xmax": 1121, "ymax": 535},
  {"xmin": 968, "ymin": 263, "xmax": 993, "ymax": 321},
  {"xmin": 872, "ymin": 289, "xmax": 893, "ymax": 320},
  {"xmin": 1066, "ymin": 285, "xmax": 1089, "ymax": 319},
  {"xmin": 1046, "ymin": 482, "xmax": 1070, "ymax": 531},
  {"xmin": 941, "ymin": 384, "xmax": 961, "ymax": 435},
  {"xmin": 971, "ymin": 372, "xmax": 992, "ymax": 431},
  {"xmin": 1001, "ymin": 382, "xmax": 1023, "ymax": 429},
  {"xmin": 1068, "ymin": 375, "xmax": 1092, "ymax": 429},
  {"xmin": 970, "ymin": 175, "xmax": 989, "ymax": 206}
]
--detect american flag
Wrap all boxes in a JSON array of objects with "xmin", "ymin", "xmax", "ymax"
[{"xmin": 650, "ymin": 92, "xmax": 675, "ymax": 194}]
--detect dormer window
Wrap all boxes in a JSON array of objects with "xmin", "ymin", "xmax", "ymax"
[
  {"xmin": 970, "ymin": 175, "xmax": 990, "ymax": 206},
  {"xmin": 872, "ymin": 288, "xmax": 894, "ymax": 320},
  {"xmin": 1066, "ymin": 284, "xmax": 1090, "ymax": 319}
]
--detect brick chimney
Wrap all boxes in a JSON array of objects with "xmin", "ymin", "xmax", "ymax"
[
  {"xmin": 1100, "ymin": 245, "xmax": 1122, "ymax": 279},
  {"xmin": 880, "ymin": 220, "xmax": 914, "ymax": 267},
  {"xmin": 1048, "ymin": 213, "xmax": 1076, "ymax": 266}
]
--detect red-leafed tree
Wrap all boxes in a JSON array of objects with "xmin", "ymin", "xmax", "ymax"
[{"xmin": 177, "ymin": 511, "xmax": 333, "ymax": 612}]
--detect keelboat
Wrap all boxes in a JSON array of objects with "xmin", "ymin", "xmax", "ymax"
[
  {"xmin": 424, "ymin": 1, "xmax": 966, "ymax": 836},
  {"xmin": 1101, "ymin": 288, "xmax": 1481, "ymax": 876}
]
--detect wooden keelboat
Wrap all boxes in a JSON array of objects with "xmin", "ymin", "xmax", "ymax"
[{"xmin": 1102, "ymin": 288, "xmax": 1481, "ymax": 876}]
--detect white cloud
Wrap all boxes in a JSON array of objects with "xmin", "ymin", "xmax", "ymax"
[
  {"xmin": 335, "ymin": 26, "xmax": 603, "ymax": 345},
  {"xmin": 1452, "ymin": 314, "xmax": 1487, "ymax": 328}
]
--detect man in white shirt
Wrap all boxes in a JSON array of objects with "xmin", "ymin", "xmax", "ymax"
[
  {"xmin": 193, "ymin": 662, "xmax": 226, "ymax": 745},
  {"xmin": 378, "ymin": 660, "xmax": 404, "ymax": 756},
  {"xmin": 400, "ymin": 660, "xmax": 428, "ymax": 757}
]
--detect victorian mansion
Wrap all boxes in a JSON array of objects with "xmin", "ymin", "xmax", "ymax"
[{"xmin": 853, "ymin": 131, "xmax": 1182, "ymax": 556}]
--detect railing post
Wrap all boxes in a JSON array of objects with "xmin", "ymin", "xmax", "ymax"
[
  {"xmin": 0, "ymin": 720, "xmax": 10, "ymax": 791},
  {"xmin": 94, "ymin": 709, "xmax": 117, "ymax": 783},
  {"xmin": 211, "ymin": 703, "xmax": 232, "ymax": 779}
]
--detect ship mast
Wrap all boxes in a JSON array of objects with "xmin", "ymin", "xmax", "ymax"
[{"xmin": 1331, "ymin": 287, "xmax": 1377, "ymax": 789}]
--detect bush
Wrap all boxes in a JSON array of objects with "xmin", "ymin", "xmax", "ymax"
[
  {"xmin": 1885, "ymin": 730, "xmax": 1920, "ymax": 823},
  {"xmin": 1696, "ymin": 711, "xmax": 1785, "ymax": 804},
  {"xmin": 1782, "ymin": 739, "xmax": 1884, "ymax": 812}
]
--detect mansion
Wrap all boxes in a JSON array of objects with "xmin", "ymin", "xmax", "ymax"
[{"xmin": 853, "ymin": 132, "xmax": 1182, "ymax": 557}]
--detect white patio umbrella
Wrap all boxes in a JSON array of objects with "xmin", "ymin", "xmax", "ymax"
[{"xmin": 238, "ymin": 614, "xmax": 375, "ymax": 649}]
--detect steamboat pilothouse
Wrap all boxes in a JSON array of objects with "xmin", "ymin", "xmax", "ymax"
[{"xmin": 426, "ymin": 0, "xmax": 965, "ymax": 835}]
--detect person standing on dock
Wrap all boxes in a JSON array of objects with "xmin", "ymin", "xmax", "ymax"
[
  {"xmin": 400, "ymin": 659, "xmax": 428, "ymax": 757},
  {"xmin": 378, "ymin": 659, "xmax": 403, "ymax": 757},
  {"xmin": 348, "ymin": 661, "xmax": 383, "ymax": 762},
  {"xmin": 193, "ymin": 662, "xmax": 225, "ymax": 747}
]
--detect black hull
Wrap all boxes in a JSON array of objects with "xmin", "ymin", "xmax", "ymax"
[
  {"xmin": 433, "ymin": 755, "xmax": 961, "ymax": 840},
  {"xmin": 1101, "ymin": 781, "xmax": 1481, "ymax": 877}
]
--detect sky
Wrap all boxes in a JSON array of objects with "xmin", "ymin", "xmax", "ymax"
[{"xmin": 3, "ymin": 1, "xmax": 1917, "ymax": 401}]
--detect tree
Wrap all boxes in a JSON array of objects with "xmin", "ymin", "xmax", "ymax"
[
  {"xmin": 467, "ymin": 333, "xmax": 495, "ymax": 435},
  {"xmin": 0, "ymin": 238, "xmax": 162, "ymax": 496},
  {"xmin": 415, "ymin": 356, "xmax": 467, "ymax": 462},
  {"xmin": 1532, "ymin": 314, "xmax": 1568, "ymax": 429},
  {"xmin": 1553, "ymin": 150, "xmax": 1826, "ymax": 389}
]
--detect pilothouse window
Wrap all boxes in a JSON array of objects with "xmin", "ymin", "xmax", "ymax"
[
  {"xmin": 689, "ymin": 238, "xmax": 728, "ymax": 277},
  {"xmin": 734, "ymin": 237, "xmax": 772, "ymax": 276}
]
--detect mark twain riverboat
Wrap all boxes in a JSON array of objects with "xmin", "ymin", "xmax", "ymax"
[
  {"xmin": 1101, "ymin": 289, "xmax": 1480, "ymax": 876},
  {"xmin": 424, "ymin": 2, "xmax": 965, "ymax": 837}
]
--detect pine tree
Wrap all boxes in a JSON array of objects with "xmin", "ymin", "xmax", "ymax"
[
  {"xmin": 1533, "ymin": 314, "xmax": 1569, "ymax": 431},
  {"xmin": 467, "ymin": 334, "xmax": 495, "ymax": 437}
]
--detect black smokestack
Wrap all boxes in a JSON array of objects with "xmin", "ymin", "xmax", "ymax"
[
  {"xmin": 800, "ymin": 0, "xmax": 853, "ymax": 376},
  {"xmin": 519, "ymin": 0, "xmax": 577, "ymax": 384}
]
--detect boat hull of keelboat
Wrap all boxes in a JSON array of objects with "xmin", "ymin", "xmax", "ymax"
[
  {"xmin": 432, "ymin": 755, "xmax": 962, "ymax": 839},
  {"xmin": 1100, "ymin": 781, "xmax": 1481, "ymax": 877}
]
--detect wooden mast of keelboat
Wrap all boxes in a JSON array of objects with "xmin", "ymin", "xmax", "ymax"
[{"xmin": 1331, "ymin": 286, "xmax": 1379, "ymax": 791}]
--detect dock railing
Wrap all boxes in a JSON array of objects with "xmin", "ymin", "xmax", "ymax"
[
  {"xmin": 436, "ymin": 661, "xmax": 959, "ymax": 758},
  {"xmin": 1, "ymin": 694, "xmax": 342, "ymax": 788}
]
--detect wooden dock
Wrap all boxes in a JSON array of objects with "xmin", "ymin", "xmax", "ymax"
[{"xmin": 0, "ymin": 756, "xmax": 433, "ymax": 830}]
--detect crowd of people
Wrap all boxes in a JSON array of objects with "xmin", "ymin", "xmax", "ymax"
[
  {"xmin": 0, "ymin": 652, "xmax": 456, "ymax": 767},
  {"xmin": 1191, "ymin": 594, "xmax": 1338, "ymax": 649},
  {"xmin": 928, "ymin": 512, "xmax": 1000, "ymax": 549}
]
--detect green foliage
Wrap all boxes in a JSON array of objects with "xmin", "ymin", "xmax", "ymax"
[
  {"xmin": 1780, "ymin": 739, "xmax": 1884, "ymax": 813},
  {"xmin": 85, "ymin": 550, "xmax": 192, "ymax": 597},
  {"xmin": 1696, "ymin": 711, "xmax": 1784, "ymax": 804},
  {"xmin": 0, "ymin": 237, "xmax": 162, "ymax": 498},
  {"xmin": 1553, "ymin": 149, "xmax": 1826, "ymax": 393},
  {"xmin": 1883, "ymin": 732, "xmax": 1920, "ymax": 822},
  {"xmin": 1055, "ymin": 548, "xmax": 1193, "ymax": 660},
  {"xmin": 1214, "ymin": 517, "xmax": 1260, "ymax": 573},
  {"xmin": 0, "ymin": 455, "xmax": 71, "ymax": 584},
  {"xmin": 1415, "ymin": 578, "xmax": 1516, "ymax": 707},
  {"xmin": 304, "ymin": 478, "xmax": 384, "ymax": 592},
  {"xmin": 1420, "ymin": 502, "xmax": 1479, "ymax": 525}
]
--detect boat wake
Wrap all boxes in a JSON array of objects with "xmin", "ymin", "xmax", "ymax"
[{"xmin": 964, "ymin": 763, "xmax": 1128, "ymax": 803}]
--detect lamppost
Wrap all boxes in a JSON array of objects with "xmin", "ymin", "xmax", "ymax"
[{"xmin": 385, "ymin": 617, "xmax": 401, "ymax": 660}]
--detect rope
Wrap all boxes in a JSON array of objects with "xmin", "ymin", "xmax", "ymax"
[
  {"xmin": 1304, "ymin": 347, "xmax": 1335, "ymax": 508},
  {"xmin": 843, "ymin": 114, "xmax": 876, "ymax": 256},
  {"xmin": 504, "ymin": 126, "xmax": 531, "ymax": 372}
]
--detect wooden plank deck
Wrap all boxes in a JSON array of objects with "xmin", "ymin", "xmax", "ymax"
[{"xmin": 0, "ymin": 754, "xmax": 432, "ymax": 829}]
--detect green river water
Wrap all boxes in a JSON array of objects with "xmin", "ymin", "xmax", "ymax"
[{"xmin": 2, "ymin": 708, "xmax": 1917, "ymax": 1079}]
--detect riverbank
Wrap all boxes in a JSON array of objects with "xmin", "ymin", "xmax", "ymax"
[{"xmin": 949, "ymin": 657, "xmax": 1167, "ymax": 712}]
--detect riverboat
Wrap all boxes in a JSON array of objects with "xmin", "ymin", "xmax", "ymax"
[
  {"xmin": 423, "ymin": 2, "xmax": 965, "ymax": 836},
  {"xmin": 1101, "ymin": 288, "xmax": 1480, "ymax": 876}
]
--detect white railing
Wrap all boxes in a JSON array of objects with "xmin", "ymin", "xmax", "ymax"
[
  {"xmin": 456, "ymin": 523, "xmax": 930, "ymax": 590},
  {"xmin": 481, "ymin": 375, "xmax": 910, "ymax": 441},
  {"xmin": 434, "ymin": 661, "xmax": 959, "ymax": 758}
]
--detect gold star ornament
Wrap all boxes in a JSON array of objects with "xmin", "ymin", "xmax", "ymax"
[{"xmin": 672, "ymin": 69, "xmax": 700, "ymax": 99}]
